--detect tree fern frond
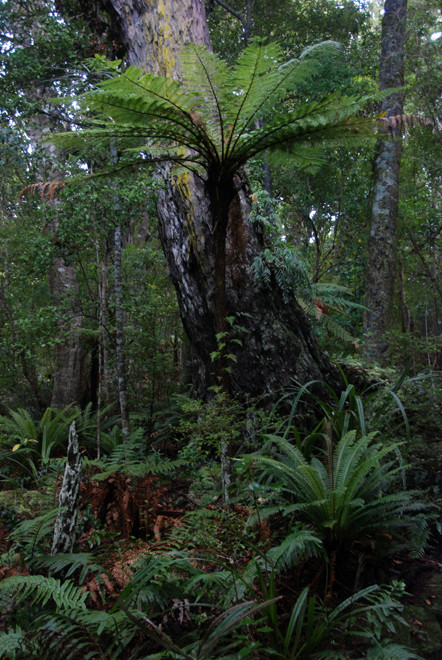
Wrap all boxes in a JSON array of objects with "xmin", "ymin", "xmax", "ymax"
[
  {"xmin": 319, "ymin": 315, "xmax": 356, "ymax": 342},
  {"xmin": 299, "ymin": 40, "xmax": 342, "ymax": 61},
  {"xmin": 180, "ymin": 43, "xmax": 230, "ymax": 152}
]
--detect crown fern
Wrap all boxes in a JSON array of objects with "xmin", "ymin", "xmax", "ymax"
[{"xmin": 247, "ymin": 431, "xmax": 429, "ymax": 554}]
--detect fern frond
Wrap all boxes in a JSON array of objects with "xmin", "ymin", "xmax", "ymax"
[
  {"xmin": 41, "ymin": 552, "xmax": 108, "ymax": 586},
  {"xmin": 266, "ymin": 529, "xmax": 324, "ymax": 572},
  {"xmin": 365, "ymin": 643, "xmax": 424, "ymax": 659},
  {"xmin": 0, "ymin": 575, "xmax": 87, "ymax": 611},
  {"xmin": 11, "ymin": 508, "xmax": 59, "ymax": 563},
  {"xmin": 0, "ymin": 627, "xmax": 25, "ymax": 659}
]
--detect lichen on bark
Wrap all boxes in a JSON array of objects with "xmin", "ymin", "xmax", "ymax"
[{"xmin": 51, "ymin": 421, "xmax": 82, "ymax": 556}]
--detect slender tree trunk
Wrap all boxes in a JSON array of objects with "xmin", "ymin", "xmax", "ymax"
[
  {"xmin": 363, "ymin": 0, "xmax": 407, "ymax": 363},
  {"xmin": 110, "ymin": 141, "xmax": 130, "ymax": 437},
  {"xmin": 56, "ymin": 0, "xmax": 340, "ymax": 399},
  {"xmin": 114, "ymin": 222, "xmax": 130, "ymax": 437}
]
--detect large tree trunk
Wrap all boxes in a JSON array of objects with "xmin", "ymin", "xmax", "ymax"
[
  {"xmin": 363, "ymin": 0, "xmax": 407, "ymax": 363},
  {"xmin": 56, "ymin": 0, "xmax": 339, "ymax": 398}
]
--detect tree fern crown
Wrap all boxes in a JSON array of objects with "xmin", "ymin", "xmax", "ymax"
[{"xmin": 53, "ymin": 40, "xmax": 379, "ymax": 181}]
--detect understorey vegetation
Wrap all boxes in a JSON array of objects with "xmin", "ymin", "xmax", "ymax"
[{"xmin": 0, "ymin": 370, "xmax": 440, "ymax": 658}]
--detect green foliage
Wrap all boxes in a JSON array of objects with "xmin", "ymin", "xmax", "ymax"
[
  {"xmin": 256, "ymin": 577, "xmax": 420, "ymax": 659},
  {"xmin": 251, "ymin": 244, "xmax": 311, "ymax": 303},
  {"xmin": 264, "ymin": 527, "xmax": 325, "ymax": 574},
  {"xmin": 0, "ymin": 406, "xmax": 76, "ymax": 460},
  {"xmin": 54, "ymin": 40, "xmax": 379, "ymax": 183},
  {"xmin": 245, "ymin": 430, "xmax": 429, "ymax": 555},
  {"xmin": 273, "ymin": 370, "xmax": 414, "ymax": 446},
  {"xmin": 123, "ymin": 597, "xmax": 280, "ymax": 660},
  {"xmin": 0, "ymin": 574, "xmax": 87, "ymax": 612},
  {"xmin": 175, "ymin": 389, "xmax": 244, "ymax": 461},
  {"xmin": 9, "ymin": 508, "xmax": 59, "ymax": 565}
]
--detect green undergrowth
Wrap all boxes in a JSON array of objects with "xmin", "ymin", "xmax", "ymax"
[{"xmin": 0, "ymin": 373, "xmax": 440, "ymax": 658}]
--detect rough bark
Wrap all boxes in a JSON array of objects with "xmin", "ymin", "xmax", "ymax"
[
  {"xmin": 363, "ymin": 0, "xmax": 407, "ymax": 362},
  {"xmin": 51, "ymin": 421, "xmax": 82, "ymax": 555},
  {"xmin": 56, "ymin": 0, "xmax": 339, "ymax": 398}
]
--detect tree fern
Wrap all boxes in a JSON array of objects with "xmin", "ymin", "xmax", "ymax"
[
  {"xmin": 51, "ymin": 39, "xmax": 380, "ymax": 183},
  {"xmin": 44, "ymin": 38, "xmax": 382, "ymax": 357}
]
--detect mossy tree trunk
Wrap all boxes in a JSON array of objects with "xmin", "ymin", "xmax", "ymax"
[
  {"xmin": 56, "ymin": 0, "xmax": 339, "ymax": 398},
  {"xmin": 363, "ymin": 0, "xmax": 407, "ymax": 363}
]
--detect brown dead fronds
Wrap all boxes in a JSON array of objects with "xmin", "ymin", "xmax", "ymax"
[
  {"xmin": 19, "ymin": 181, "xmax": 65, "ymax": 201},
  {"xmin": 383, "ymin": 114, "xmax": 436, "ymax": 134}
]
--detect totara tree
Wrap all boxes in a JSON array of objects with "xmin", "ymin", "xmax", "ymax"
[
  {"xmin": 51, "ymin": 0, "xmax": 386, "ymax": 399},
  {"xmin": 53, "ymin": 38, "xmax": 378, "ymax": 393}
]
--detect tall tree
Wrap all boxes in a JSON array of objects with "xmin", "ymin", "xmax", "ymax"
[
  {"xmin": 54, "ymin": 0, "xmax": 370, "ymax": 398},
  {"xmin": 363, "ymin": 0, "xmax": 408, "ymax": 362}
]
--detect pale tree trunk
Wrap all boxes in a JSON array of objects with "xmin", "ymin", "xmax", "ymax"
[
  {"xmin": 26, "ymin": 98, "xmax": 87, "ymax": 410},
  {"xmin": 363, "ymin": 0, "xmax": 407, "ymax": 363},
  {"xmin": 51, "ymin": 421, "xmax": 82, "ymax": 555},
  {"xmin": 110, "ymin": 140, "xmax": 130, "ymax": 438},
  {"xmin": 28, "ymin": 105, "xmax": 88, "ymax": 410},
  {"xmin": 49, "ymin": 256, "xmax": 88, "ymax": 409},
  {"xmin": 55, "ymin": 0, "xmax": 339, "ymax": 399}
]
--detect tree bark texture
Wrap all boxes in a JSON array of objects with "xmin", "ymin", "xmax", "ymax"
[
  {"xmin": 363, "ymin": 0, "xmax": 407, "ymax": 362},
  {"xmin": 48, "ymin": 257, "xmax": 88, "ymax": 409},
  {"xmin": 56, "ymin": 0, "xmax": 339, "ymax": 398},
  {"xmin": 51, "ymin": 421, "xmax": 82, "ymax": 555}
]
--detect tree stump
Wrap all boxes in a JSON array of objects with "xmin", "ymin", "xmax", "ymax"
[{"xmin": 51, "ymin": 421, "xmax": 82, "ymax": 556}]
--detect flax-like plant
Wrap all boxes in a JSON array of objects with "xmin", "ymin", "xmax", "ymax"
[{"xmin": 51, "ymin": 39, "xmax": 381, "ymax": 346}]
